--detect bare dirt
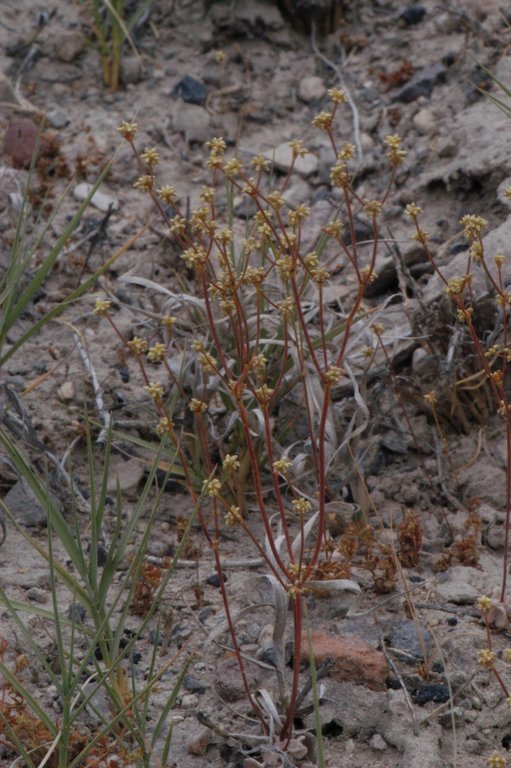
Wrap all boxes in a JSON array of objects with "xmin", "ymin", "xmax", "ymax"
[{"xmin": 2, "ymin": 1, "xmax": 511, "ymax": 766}]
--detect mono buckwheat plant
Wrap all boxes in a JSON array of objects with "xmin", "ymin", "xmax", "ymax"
[
  {"xmin": 406, "ymin": 204, "xmax": 511, "ymax": 768},
  {"xmin": 96, "ymin": 90, "xmax": 406, "ymax": 748}
]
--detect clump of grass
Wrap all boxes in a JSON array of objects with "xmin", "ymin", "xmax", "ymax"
[
  {"xmin": 0, "ymin": 422, "xmax": 194, "ymax": 767},
  {"xmin": 83, "ymin": 0, "xmax": 150, "ymax": 90}
]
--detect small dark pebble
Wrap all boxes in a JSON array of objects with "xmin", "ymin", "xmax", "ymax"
[
  {"xmin": 67, "ymin": 603, "xmax": 87, "ymax": 624},
  {"xmin": 206, "ymin": 573, "xmax": 227, "ymax": 587},
  {"xmin": 171, "ymin": 74, "xmax": 208, "ymax": 105},
  {"xmin": 447, "ymin": 616, "xmax": 458, "ymax": 626},
  {"xmin": 432, "ymin": 661, "xmax": 444, "ymax": 673},
  {"xmin": 118, "ymin": 366, "xmax": 130, "ymax": 383},
  {"xmin": 398, "ymin": 6, "xmax": 426, "ymax": 26},
  {"xmin": 183, "ymin": 674, "xmax": 207, "ymax": 693},
  {"xmin": 502, "ymin": 733, "xmax": 511, "ymax": 750},
  {"xmin": 386, "ymin": 677, "xmax": 402, "ymax": 690},
  {"xmin": 130, "ymin": 652, "xmax": 142, "ymax": 665},
  {"xmin": 449, "ymin": 242, "xmax": 468, "ymax": 256},
  {"xmin": 414, "ymin": 683, "xmax": 450, "ymax": 706},
  {"xmin": 259, "ymin": 641, "xmax": 294, "ymax": 668}
]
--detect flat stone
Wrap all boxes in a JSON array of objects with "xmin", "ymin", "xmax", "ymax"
[
  {"xmin": 304, "ymin": 680, "xmax": 390, "ymax": 737},
  {"xmin": 73, "ymin": 183, "xmax": 119, "ymax": 213},
  {"xmin": 3, "ymin": 478, "xmax": 51, "ymax": 527},
  {"xmin": 53, "ymin": 31, "xmax": 85, "ymax": 63},
  {"xmin": 107, "ymin": 456, "xmax": 145, "ymax": 494},
  {"xmin": 3, "ymin": 120, "xmax": 43, "ymax": 170},
  {"xmin": 387, "ymin": 620, "xmax": 431, "ymax": 663},
  {"xmin": 298, "ymin": 75, "xmax": 326, "ymax": 103},
  {"xmin": 170, "ymin": 103, "xmax": 212, "ymax": 144},
  {"xmin": 120, "ymin": 56, "xmax": 146, "ymax": 85},
  {"xmin": 433, "ymin": 566, "xmax": 487, "ymax": 604},
  {"xmin": 214, "ymin": 657, "xmax": 262, "ymax": 701},
  {"xmin": 413, "ymin": 107, "xmax": 437, "ymax": 135},
  {"xmin": 186, "ymin": 728, "xmax": 211, "ymax": 755},
  {"xmin": 264, "ymin": 142, "xmax": 318, "ymax": 177},
  {"xmin": 369, "ymin": 733, "xmax": 387, "ymax": 751},
  {"xmin": 393, "ymin": 63, "xmax": 447, "ymax": 103},
  {"xmin": 300, "ymin": 631, "xmax": 387, "ymax": 690},
  {"xmin": 171, "ymin": 74, "xmax": 208, "ymax": 106},
  {"xmin": 26, "ymin": 586, "xmax": 48, "ymax": 604}
]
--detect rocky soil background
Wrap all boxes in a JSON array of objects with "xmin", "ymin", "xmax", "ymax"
[{"xmin": 2, "ymin": 0, "xmax": 511, "ymax": 766}]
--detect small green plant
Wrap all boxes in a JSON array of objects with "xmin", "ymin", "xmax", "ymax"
[
  {"xmin": 83, "ymin": 0, "xmax": 150, "ymax": 90},
  {"xmin": 0, "ymin": 421, "xmax": 194, "ymax": 767}
]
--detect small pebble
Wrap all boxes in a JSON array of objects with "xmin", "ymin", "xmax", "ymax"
[
  {"xmin": 369, "ymin": 733, "xmax": 387, "ymax": 751},
  {"xmin": 398, "ymin": 6, "xmax": 426, "ymax": 26},
  {"xmin": 26, "ymin": 587, "xmax": 48, "ymax": 604},
  {"xmin": 186, "ymin": 728, "xmax": 211, "ymax": 755},
  {"xmin": 171, "ymin": 74, "xmax": 208, "ymax": 105},
  {"xmin": 414, "ymin": 683, "xmax": 450, "ymax": 706},
  {"xmin": 57, "ymin": 380, "xmax": 75, "ymax": 403},
  {"xmin": 180, "ymin": 693, "xmax": 199, "ymax": 709},
  {"xmin": 183, "ymin": 673, "xmax": 207, "ymax": 693},
  {"xmin": 206, "ymin": 573, "xmax": 227, "ymax": 587},
  {"xmin": 73, "ymin": 183, "xmax": 119, "ymax": 213}
]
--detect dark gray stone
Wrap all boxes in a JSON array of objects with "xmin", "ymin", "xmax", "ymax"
[
  {"xmin": 393, "ymin": 63, "xmax": 447, "ymax": 103},
  {"xmin": 387, "ymin": 620, "xmax": 431, "ymax": 663}
]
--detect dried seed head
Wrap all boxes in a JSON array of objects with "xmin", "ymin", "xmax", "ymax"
[
  {"xmin": 202, "ymin": 478, "xmax": 222, "ymax": 497},
  {"xmin": 225, "ymin": 505, "xmax": 242, "ymax": 527},
  {"xmin": 128, "ymin": 337, "xmax": 148, "ymax": 356},
  {"xmin": 404, "ymin": 202, "xmax": 422, "ymax": 218},
  {"xmin": 144, "ymin": 382, "xmax": 164, "ymax": 401},
  {"xmin": 312, "ymin": 111, "xmax": 334, "ymax": 130},
  {"xmin": 158, "ymin": 185, "xmax": 177, "ymax": 204},
  {"xmin": 140, "ymin": 147, "xmax": 159, "ymax": 167},
  {"xmin": 273, "ymin": 457, "xmax": 292, "ymax": 474},
  {"xmin": 222, "ymin": 454, "xmax": 240, "ymax": 472},
  {"xmin": 478, "ymin": 649, "xmax": 496, "ymax": 669},
  {"xmin": 328, "ymin": 87, "xmax": 348, "ymax": 104},
  {"xmin": 460, "ymin": 214, "xmax": 487, "ymax": 241},
  {"xmin": 117, "ymin": 120, "xmax": 138, "ymax": 141},
  {"xmin": 133, "ymin": 174, "xmax": 153, "ymax": 192},
  {"xmin": 147, "ymin": 343, "xmax": 166, "ymax": 363},
  {"xmin": 156, "ymin": 417, "xmax": 175, "ymax": 437},
  {"xmin": 189, "ymin": 398, "xmax": 208, "ymax": 413},
  {"xmin": 93, "ymin": 297, "xmax": 112, "ymax": 316}
]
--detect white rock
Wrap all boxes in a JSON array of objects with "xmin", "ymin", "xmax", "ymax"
[
  {"xmin": 413, "ymin": 107, "xmax": 437, "ymax": 135},
  {"xmin": 369, "ymin": 733, "xmax": 387, "ymax": 751},
  {"xmin": 57, "ymin": 380, "xmax": 75, "ymax": 403},
  {"xmin": 264, "ymin": 142, "xmax": 318, "ymax": 177},
  {"xmin": 170, "ymin": 103, "xmax": 211, "ymax": 144},
  {"xmin": 298, "ymin": 75, "xmax": 325, "ymax": 103},
  {"xmin": 73, "ymin": 183, "xmax": 119, "ymax": 213}
]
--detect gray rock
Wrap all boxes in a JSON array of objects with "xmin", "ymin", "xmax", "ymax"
[
  {"xmin": 120, "ymin": 55, "xmax": 146, "ymax": 85},
  {"xmin": 369, "ymin": 733, "xmax": 387, "ymax": 751},
  {"xmin": 54, "ymin": 31, "xmax": 85, "ymax": 63},
  {"xmin": 214, "ymin": 657, "xmax": 262, "ymax": 702},
  {"xmin": 26, "ymin": 587, "xmax": 49, "ymax": 604},
  {"xmin": 306, "ymin": 680, "xmax": 390, "ymax": 738},
  {"xmin": 3, "ymin": 478, "xmax": 49, "ymax": 527},
  {"xmin": 298, "ymin": 75, "xmax": 326, "ymax": 103},
  {"xmin": 264, "ymin": 142, "xmax": 318, "ymax": 177},
  {"xmin": 393, "ymin": 63, "xmax": 447, "ymax": 103},
  {"xmin": 107, "ymin": 456, "xmax": 145, "ymax": 495},
  {"xmin": 433, "ymin": 566, "xmax": 487, "ymax": 604},
  {"xmin": 364, "ymin": 241, "xmax": 426, "ymax": 297},
  {"xmin": 387, "ymin": 620, "xmax": 431, "ymax": 663},
  {"xmin": 170, "ymin": 103, "xmax": 212, "ymax": 145},
  {"xmin": 46, "ymin": 111, "xmax": 70, "ymax": 130},
  {"xmin": 413, "ymin": 107, "xmax": 437, "ymax": 135},
  {"xmin": 73, "ymin": 183, "xmax": 119, "ymax": 213}
]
